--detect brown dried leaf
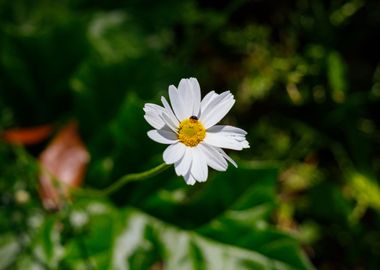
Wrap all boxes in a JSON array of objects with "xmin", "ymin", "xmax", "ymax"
[
  {"xmin": 39, "ymin": 121, "xmax": 90, "ymax": 210},
  {"xmin": 2, "ymin": 124, "xmax": 53, "ymax": 145}
]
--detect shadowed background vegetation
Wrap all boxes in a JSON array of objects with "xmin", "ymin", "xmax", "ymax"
[{"xmin": 1, "ymin": 0, "xmax": 380, "ymax": 269}]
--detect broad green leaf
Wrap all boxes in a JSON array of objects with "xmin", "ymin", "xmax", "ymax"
[
  {"xmin": 56, "ymin": 163, "xmax": 314, "ymax": 270},
  {"xmin": 66, "ymin": 205, "xmax": 314, "ymax": 270}
]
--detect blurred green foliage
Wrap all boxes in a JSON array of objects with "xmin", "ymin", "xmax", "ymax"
[{"xmin": 1, "ymin": 0, "xmax": 380, "ymax": 269}]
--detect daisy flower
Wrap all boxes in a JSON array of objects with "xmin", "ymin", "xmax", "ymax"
[{"xmin": 144, "ymin": 78, "xmax": 250, "ymax": 185}]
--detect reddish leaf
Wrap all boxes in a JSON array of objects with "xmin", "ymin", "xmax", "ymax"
[
  {"xmin": 2, "ymin": 124, "xmax": 53, "ymax": 145},
  {"xmin": 38, "ymin": 121, "xmax": 90, "ymax": 210}
]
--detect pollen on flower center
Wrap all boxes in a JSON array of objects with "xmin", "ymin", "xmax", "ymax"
[{"xmin": 177, "ymin": 116, "xmax": 206, "ymax": 147}]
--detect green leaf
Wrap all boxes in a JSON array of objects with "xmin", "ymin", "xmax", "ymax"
[
  {"xmin": 0, "ymin": 234, "xmax": 19, "ymax": 270},
  {"xmin": 327, "ymin": 51, "xmax": 347, "ymax": 102},
  {"xmin": 58, "ymin": 163, "xmax": 314, "ymax": 270},
  {"xmin": 108, "ymin": 207, "xmax": 314, "ymax": 270}
]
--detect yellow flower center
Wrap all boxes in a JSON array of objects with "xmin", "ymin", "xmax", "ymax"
[{"xmin": 177, "ymin": 116, "xmax": 206, "ymax": 147}]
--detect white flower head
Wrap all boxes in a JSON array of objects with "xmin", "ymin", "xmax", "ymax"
[{"xmin": 144, "ymin": 78, "xmax": 250, "ymax": 185}]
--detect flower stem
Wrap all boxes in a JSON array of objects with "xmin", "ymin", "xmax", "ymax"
[
  {"xmin": 72, "ymin": 163, "xmax": 169, "ymax": 197},
  {"xmin": 12, "ymin": 144, "xmax": 170, "ymax": 199},
  {"xmin": 101, "ymin": 163, "xmax": 169, "ymax": 196}
]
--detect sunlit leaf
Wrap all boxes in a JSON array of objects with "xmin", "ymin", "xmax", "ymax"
[{"xmin": 347, "ymin": 173, "xmax": 380, "ymax": 221}]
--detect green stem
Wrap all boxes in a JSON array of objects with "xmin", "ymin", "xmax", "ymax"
[
  {"xmin": 72, "ymin": 163, "xmax": 169, "ymax": 197},
  {"xmin": 101, "ymin": 163, "xmax": 169, "ymax": 196},
  {"xmin": 13, "ymin": 144, "xmax": 169, "ymax": 198}
]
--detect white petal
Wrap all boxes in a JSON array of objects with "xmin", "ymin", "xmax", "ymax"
[
  {"xmin": 161, "ymin": 96, "xmax": 179, "ymax": 125},
  {"xmin": 200, "ymin": 92, "xmax": 235, "ymax": 129},
  {"xmin": 190, "ymin": 147, "xmax": 208, "ymax": 182},
  {"xmin": 241, "ymin": 140, "xmax": 250, "ymax": 148},
  {"xmin": 203, "ymin": 131, "xmax": 245, "ymax": 150},
  {"xmin": 207, "ymin": 125, "xmax": 250, "ymax": 149},
  {"xmin": 163, "ymin": 143, "xmax": 186, "ymax": 164},
  {"xmin": 178, "ymin": 79, "xmax": 193, "ymax": 118},
  {"xmin": 143, "ymin": 103, "xmax": 166, "ymax": 129},
  {"xmin": 184, "ymin": 171, "xmax": 196, "ymax": 185},
  {"xmin": 161, "ymin": 112, "xmax": 179, "ymax": 133},
  {"xmin": 204, "ymin": 100, "xmax": 235, "ymax": 129},
  {"xmin": 200, "ymin": 91, "xmax": 231, "ymax": 122},
  {"xmin": 143, "ymin": 103, "xmax": 165, "ymax": 113},
  {"xmin": 189, "ymin": 78, "xmax": 201, "ymax": 116},
  {"xmin": 198, "ymin": 143, "xmax": 228, "ymax": 171},
  {"xmin": 144, "ymin": 113, "xmax": 165, "ymax": 130},
  {"xmin": 147, "ymin": 130, "xmax": 178, "ymax": 144},
  {"xmin": 174, "ymin": 147, "xmax": 193, "ymax": 176},
  {"xmin": 200, "ymin": 91, "xmax": 217, "ymax": 114},
  {"xmin": 218, "ymin": 148, "xmax": 238, "ymax": 168},
  {"xmin": 207, "ymin": 125, "xmax": 247, "ymax": 136},
  {"xmin": 169, "ymin": 85, "xmax": 187, "ymax": 121}
]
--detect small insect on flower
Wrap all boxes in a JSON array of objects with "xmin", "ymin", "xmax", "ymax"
[{"xmin": 143, "ymin": 78, "xmax": 250, "ymax": 185}]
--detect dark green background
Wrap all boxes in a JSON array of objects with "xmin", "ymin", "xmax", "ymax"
[{"xmin": 1, "ymin": 0, "xmax": 380, "ymax": 269}]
